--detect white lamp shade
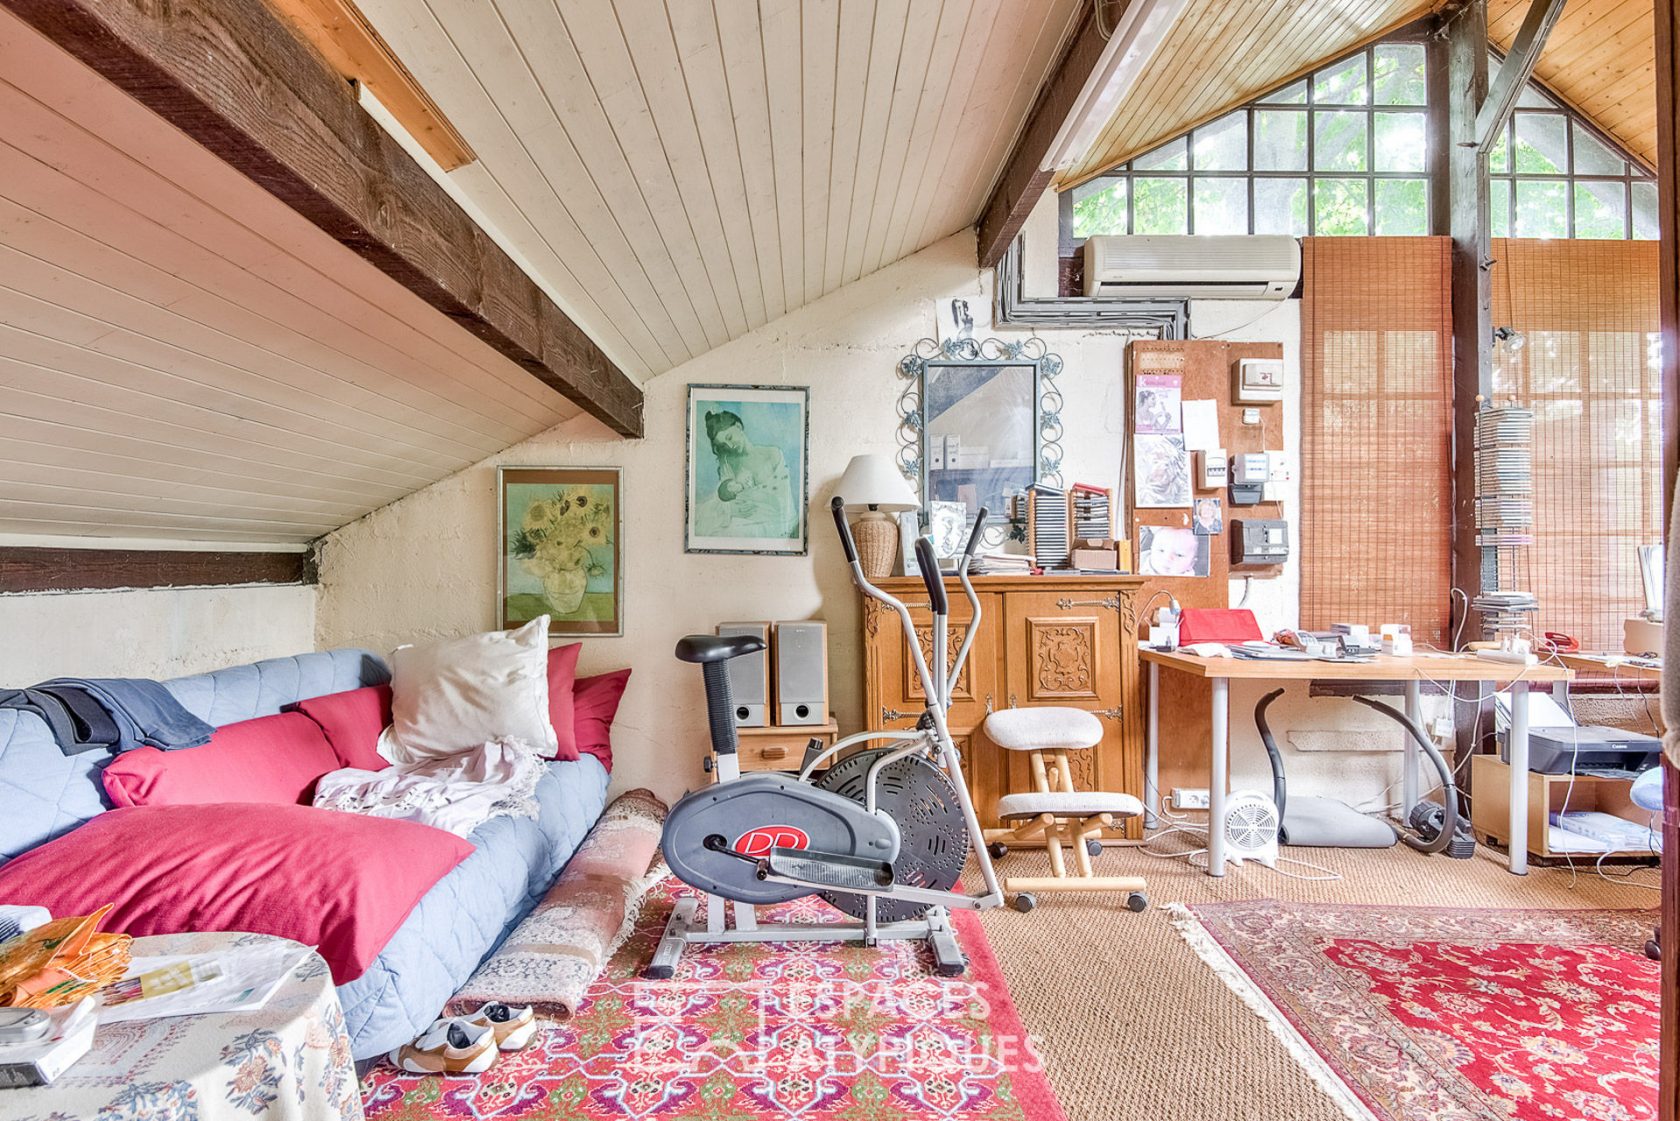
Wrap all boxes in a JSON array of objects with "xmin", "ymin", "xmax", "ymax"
[{"xmin": 834, "ymin": 454, "xmax": 919, "ymax": 513}]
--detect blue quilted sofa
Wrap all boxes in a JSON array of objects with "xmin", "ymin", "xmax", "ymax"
[{"xmin": 0, "ymin": 649, "xmax": 610, "ymax": 1060}]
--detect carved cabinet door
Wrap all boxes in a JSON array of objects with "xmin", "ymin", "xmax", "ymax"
[
  {"xmin": 865, "ymin": 591, "xmax": 999, "ymax": 732},
  {"xmin": 998, "ymin": 591, "xmax": 1127, "ymax": 809}
]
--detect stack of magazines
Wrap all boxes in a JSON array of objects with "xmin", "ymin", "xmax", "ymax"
[{"xmin": 972, "ymin": 552, "xmax": 1034, "ymax": 575}]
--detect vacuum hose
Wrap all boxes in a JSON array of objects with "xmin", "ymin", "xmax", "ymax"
[
  {"xmin": 1254, "ymin": 688, "xmax": 1288, "ymax": 820},
  {"xmin": 1348, "ymin": 695, "xmax": 1462, "ymax": 855}
]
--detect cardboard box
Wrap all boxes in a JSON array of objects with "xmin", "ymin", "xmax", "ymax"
[{"xmin": 1071, "ymin": 547, "xmax": 1120, "ymax": 572}]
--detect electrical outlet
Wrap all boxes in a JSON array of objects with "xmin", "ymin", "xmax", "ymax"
[{"xmin": 1172, "ymin": 787, "xmax": 1211, "ymax": 811}]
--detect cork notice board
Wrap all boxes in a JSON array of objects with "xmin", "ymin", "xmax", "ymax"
[{"xmin": 1126, "ymin": 339, "xmax": 1285, "ymax": 798}]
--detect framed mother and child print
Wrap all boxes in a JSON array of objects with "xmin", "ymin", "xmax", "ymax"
[{"xmin": 684, "ymin": 384, "xmax": 810, "ymax": 556}]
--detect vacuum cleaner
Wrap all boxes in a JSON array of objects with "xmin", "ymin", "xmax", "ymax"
[{"xmin": 1255, "ymin": 689, "xmax": 1473, "ymax": 857}]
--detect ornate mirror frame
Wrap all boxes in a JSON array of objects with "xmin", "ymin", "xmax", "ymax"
[{"xmin": 895, "ymin": 336, "xmax": 1065, "ymax": 521}]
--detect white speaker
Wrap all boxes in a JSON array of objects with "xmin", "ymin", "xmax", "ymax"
[
  {"xmin": 718, "ymin": 622, "xmax": 770, "ymax": 727},
  {"xmin": 774, "ymin": 621, "xmax": 828, "ymax": 726}
]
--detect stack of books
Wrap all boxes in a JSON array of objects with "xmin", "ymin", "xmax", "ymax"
[
  {"xmin": 1070, "ymin": 483, "xmax": 1112, "ymax": 539},
  {"xmin": 1027, "ymin": 482, "xmax": 1069, "ymax": 569}
]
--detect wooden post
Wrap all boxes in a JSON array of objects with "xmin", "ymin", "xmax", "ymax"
[
  {"xmin": 1444, "ymin": 1, "xmax": 1491, "ymax": 767},
  {"xmin": 1654, "ymin": 6, "xmax": 1679, "ymax": 1115}
]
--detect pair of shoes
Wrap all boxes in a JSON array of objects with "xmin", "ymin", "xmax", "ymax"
[{"xmin": 388, "ymin": 1003, "xmax": 536, "ymax": 1074}]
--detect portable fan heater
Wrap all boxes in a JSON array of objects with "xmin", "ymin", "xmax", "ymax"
[{"xmin": 1222, "ymin": 791, "xmax": 1280, "ymax": 868}]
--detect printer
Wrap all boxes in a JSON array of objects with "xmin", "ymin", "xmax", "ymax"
[{"xmin": 1500, "ymin": 725, "xmax": 1664, "ymax": 779}]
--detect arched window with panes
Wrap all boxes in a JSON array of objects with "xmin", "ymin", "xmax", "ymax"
[{"xmin": 1066, "ymin": 41, "xmax": 1655, "ymax": 241}]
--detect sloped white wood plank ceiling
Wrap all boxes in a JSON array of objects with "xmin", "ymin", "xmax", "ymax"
[
  {"xmin": 0, "ymin": 7, "xmax": 579, "ymax": 546},
  {"xmin": 353, "ymin": 0, "xmax": 1085, "ymax": 381}
]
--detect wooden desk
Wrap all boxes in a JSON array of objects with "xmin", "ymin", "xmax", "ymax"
[
  {"xmin": 1140, "ymin": 649, "xmax": 1572, "ymax": 877},
  {"xmin": 1555, "ymin": 652, "xmax": 1663, "ymax": 683}
]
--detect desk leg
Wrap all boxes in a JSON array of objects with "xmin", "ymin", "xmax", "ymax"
[
  {"xmin": 1507, "ymin": 682, "xmax": 1529, "ymax": 875},
  {"xmin": 1208, "ymin": 677, "xmax": 1229, "ymax": 877},
  {"xmin": 1146, "ymin": 662, "xmax": 1160, "ymax": 829},
  {"xmin": 1401, "ymin": 679, "xmax": 1422, "ymax": 816}
]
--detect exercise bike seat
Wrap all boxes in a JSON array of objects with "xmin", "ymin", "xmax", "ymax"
[{"xmin": 675, "ymin": 633, "xmax": 766, "ymax": 663}]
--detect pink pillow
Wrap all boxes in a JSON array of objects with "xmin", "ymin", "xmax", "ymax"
[
  {"xmin": 289, "ymin": 685, "xmax": 393, "ymax": 771},
  {"xmin": 0, "ymin": 804, "xmax": 471, "ymax": 984},
  {"xmin": 572, "ymin": 669, "xmax": 629, "ymax": 772},
  {"xmin": 544, "ymin": 643, "xmax": 582, "ymax": 761},
  {"xmin": 101, "ymin": 712, "xmax": 339, "ymax": 808}
]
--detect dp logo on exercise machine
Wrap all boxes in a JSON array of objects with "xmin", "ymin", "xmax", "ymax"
[{"xmin": 735, "ymin": 826, "xmax": 809, "ymax": 857}]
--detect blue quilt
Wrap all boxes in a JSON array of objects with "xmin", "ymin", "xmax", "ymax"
[
  {"xmin": 0, "ymin": 650, "xmax": 612, "ymax": 1061},
  {"xmin": 339, "ymin": 754, "xmax": 609, "ymax": 1059}
]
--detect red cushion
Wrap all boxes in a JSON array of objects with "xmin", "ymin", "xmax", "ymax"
[
  {"xmin": 0, "ymin": 804, "xmax": 471, "ymax": 984},
  {"xmin": 572, "ymin": 669, "xmax": 629, "ymax": 772},
  {"xmin": 544, "ymin": 643, "xmax": 582, "ymax": 761},
  {"xmin": 290, "ymin": 684, "xmax": 393, "ymax": 771},
  {"xmin": 101, "ymin": 712, "xmax": 339, "ymax": 808}
]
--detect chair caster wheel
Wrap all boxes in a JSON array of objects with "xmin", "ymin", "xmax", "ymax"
[
  {"xmin": 1010, "ymin": 893, "xmax": 1037, "ymax": 913},
  {"xmin": 987, "ymin": 842, "xmax": 1009, "ymax": 859},
  {"xmin": 1126, "ymin": 892, "xmax": 1149, "ymax": 913},
  {"xmin": 1086, "ymin": 839, "xmax": 1103, "ymax": 857},
  {"xmin": 1646, "ymin": 939, "xmax": 1661, "ymax": 962}
]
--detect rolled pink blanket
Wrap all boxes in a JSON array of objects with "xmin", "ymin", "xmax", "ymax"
[{"xmin": 449, "ymin": 788, "xmax": 666, "ymax": 1019}]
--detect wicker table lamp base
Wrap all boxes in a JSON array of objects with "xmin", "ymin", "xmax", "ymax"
[{"xmin": 852, "ymin": 514, "xmax": 898, "ymax": 580}]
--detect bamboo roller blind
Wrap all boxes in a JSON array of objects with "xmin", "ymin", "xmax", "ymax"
[
  {"xmin": 1300, "ymin": 236, "xmax": 1455, "ymax": 644},
  {"xmin": 1490, "ymin": 239, "xmax": 1663, "ymax": 650}
]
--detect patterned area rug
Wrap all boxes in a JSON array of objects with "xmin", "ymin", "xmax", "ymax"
[
  {"xmin": 362, "ymin": 881, "xmax": 1064, "ymax": 1120},
  {"xmin": 1170, "ymin": 900, "xmax": 1662, "ymax": 1121}
]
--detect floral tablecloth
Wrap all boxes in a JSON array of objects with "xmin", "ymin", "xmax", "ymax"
[{"xmin": 0, "ymin": 932, "xmax": 363, "ymax": 1121}]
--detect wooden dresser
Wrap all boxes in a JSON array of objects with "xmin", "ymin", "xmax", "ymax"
[{"xmin": 860, "ymin": 574, "xmax": 1148, "ymax": 839}]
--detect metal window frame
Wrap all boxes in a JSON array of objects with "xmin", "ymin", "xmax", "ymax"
[{"xmin": 1064, "ymin": 36, "xmax": 1651, "ymax": 245}]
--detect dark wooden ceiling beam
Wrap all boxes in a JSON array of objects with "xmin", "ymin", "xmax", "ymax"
[
  {"xmin": 975, "ymin": 3, "xmax": 1118, "ymax": 269},
  {"xmin": 3, "ymin": 0, "xmax": 643, "ymax": 437},
  {"xmin": 0, "ymin": 547, "xmax": 313, "ymax": 594},
  {"xmin": 1474, "ymin": 0, "xmax": 1567, "ymax": 152}
]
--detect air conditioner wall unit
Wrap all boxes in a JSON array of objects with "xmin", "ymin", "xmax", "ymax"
[{"xmin": 1082, "ymin": 235, "xmax": 1301, "ymax": 300}]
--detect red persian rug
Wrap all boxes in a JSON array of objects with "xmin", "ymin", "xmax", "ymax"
[
  {"xmin": 1170, "ymin": 900, "xmax": 1661, "ymax": 1121},
  {"xmin": 362, "ymin": 880, "xmax": 1064, "ymax": 1120}
]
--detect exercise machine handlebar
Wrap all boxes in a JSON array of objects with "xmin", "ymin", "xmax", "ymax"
[
  {"xmin": 915, "ymin": 538, "xmax": 946, "ymax": 615},
  {"xmin": 831, "ymin": 496, "xmax": 857, "ymax": 564}
]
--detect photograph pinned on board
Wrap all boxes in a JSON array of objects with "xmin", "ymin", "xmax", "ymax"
[
  {"xmin": 1134, "ymin": 373, "xmax": 1182, "ymax": 434},
  {"xmin": 1134, "ymin": 434, "xmax": 1192, "ymax": 508},
  {"xmin": 1137, "ymin": 523, "xmax": 1210, "ymax": 578},
  {"xmin": 685, "ymin": 385, "xmax": 809, "ymax": 555},
  {"xmin": 1193, "ymin": 497, "xmax": 1223, "ymax": 536},
  {"xmin": 499, "ymin": 466, "xmax": 622, "ymax": 637}
]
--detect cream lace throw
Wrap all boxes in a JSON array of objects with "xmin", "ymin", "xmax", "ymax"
[{"xmin": 314, "ymin": 737, "xmax": 545, "ymax": 837}]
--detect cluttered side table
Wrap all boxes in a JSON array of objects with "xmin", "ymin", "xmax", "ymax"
[{"xmin": 1, "ymin": 931, "xmax": 362, "ymax": 1121}]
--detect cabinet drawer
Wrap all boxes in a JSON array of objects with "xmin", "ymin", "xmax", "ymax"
[{"xmin": 735, "ymin": 722, "xmax": 837, "ymax": 772}]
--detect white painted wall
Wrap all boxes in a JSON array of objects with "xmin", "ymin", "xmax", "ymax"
[
  {"xmin": 0, "ymin": 584, "xmax": 317, "ymax": 683},
  {"xmin": 316, "ymin": 229, "xmax": 1412, "ymax": 810}
]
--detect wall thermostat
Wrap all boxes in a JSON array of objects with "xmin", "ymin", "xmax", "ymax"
[
  {"xmin": 1232, "ymin": 519, "xmax": 1289, "ymax": 567},
  {"xmin": 1235, "ymin": 358, "xmax": 1285, "ymax": 403}
]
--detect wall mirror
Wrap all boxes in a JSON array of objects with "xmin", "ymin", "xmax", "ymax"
[{"xmin": 896, "ymin": 336, "xmax": 1064, "ymax": 544}]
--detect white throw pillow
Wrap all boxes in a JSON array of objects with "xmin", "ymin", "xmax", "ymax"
[{"xmin": 379, "ymin": 616, "xmax": 558, "ymax": 764}]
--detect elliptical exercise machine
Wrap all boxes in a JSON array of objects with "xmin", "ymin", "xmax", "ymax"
[{"xmin": 647, "ymin": 497, "xmax": 1005, "ymax": 979}]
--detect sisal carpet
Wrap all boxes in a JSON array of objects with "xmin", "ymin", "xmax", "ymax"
[{"xmin": 974, "ymin": 842, "xmax": 1661, "ymax": 1121}]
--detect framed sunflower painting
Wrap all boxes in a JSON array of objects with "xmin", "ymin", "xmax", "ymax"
[{"xmin": 497, "ymin": 466, "xmax": 622, "ymax": 637}]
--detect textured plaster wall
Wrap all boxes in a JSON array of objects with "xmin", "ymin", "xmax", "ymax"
[
  {"xmin": 0, "ymin": 584, "xmax": 317, "ymax": 683},
  {"xmin": 315, "ymin": 231, "xmax": 1412, "ymax": 809}
]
